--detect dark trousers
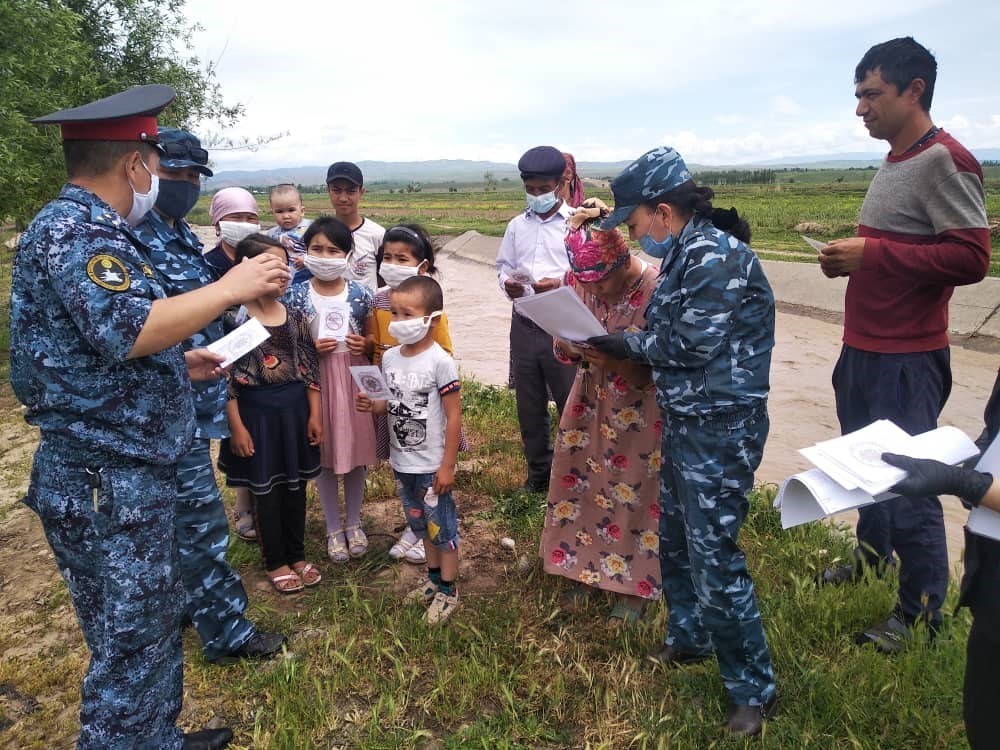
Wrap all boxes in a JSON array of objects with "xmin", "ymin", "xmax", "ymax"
[
  {"xmin": 832, "ymin": 345, "xmax": 951, "ymax": 621},
  {"xmin": 253, "ymin": 484, "xmax": 307, "ymax": 572},
  {"xmin": 965, "ymin": 607, "xmax": 1000, "ymax": 750},
  {"xmin": 175, "ymin": 439, "xmax": 255, "ymax": 660},
  {"xmin": 509, "ymin": 312, "xmax": 576, "ymax": 486}
]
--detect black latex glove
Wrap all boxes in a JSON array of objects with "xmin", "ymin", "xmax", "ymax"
[
  {"xmin": 882, "ymin": 452, "xmax": 993, "ymax": 507},
  {"xmin": 586, "ymin": 333, "xmax": 628, "ymax": 361}
]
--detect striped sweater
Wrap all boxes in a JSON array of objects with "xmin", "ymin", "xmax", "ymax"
[{"xmin": 845, "ymin": 129, "xmax": 990, "ymax": 353}]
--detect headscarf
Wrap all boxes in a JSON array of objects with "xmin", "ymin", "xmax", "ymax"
[
  {"xmin": 209, "ymin": 187, "xmax": 259, "ymax": 225},
  {"xmin": 565, "ymin": 225, "xmax": 630, "ymax": 283},
  {"xmin": 561, "ymin": 152, "xmax": 586, "ymax": 208}
]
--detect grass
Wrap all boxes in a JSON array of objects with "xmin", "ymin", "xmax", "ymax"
[
  {"xmin": 0, "ymin": 381, "xmax": 975, "ymax": 749},
  {"xmin": 185, "ymin": 169, "xmax": 1000, "ymax": 276}
]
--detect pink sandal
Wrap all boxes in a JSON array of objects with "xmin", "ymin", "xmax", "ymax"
[
  {"xmin": 292, "ymin": 562, "xmax": 322, "ymax": 587},
  {"xmin": 268, "ymin": 571, "xmax": 303, "ymax": 595}
]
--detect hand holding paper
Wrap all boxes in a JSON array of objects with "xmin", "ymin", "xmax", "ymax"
[
  {"xmin": 513, "ymin": 285, "xmax": 606, "ymax": 343},
  {"xmin": 207, "ymin": 317, "xmax": 270, "ymax": 368}
]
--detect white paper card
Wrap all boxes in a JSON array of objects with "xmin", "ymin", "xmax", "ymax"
[
  {"xmin": 318, "ymin": 301, "xmax": 351, "ymax": 340},
  {"xmin": 511, "ymin": 267, "xmax": 535, "ymax": 285},
  {"xmin": 776, "ymin": 469, "xmax": 881, "ymax": 528},
  {"xmin": 207, "ymin": 317, "xmax": 270, "ymax": 368},
  {"xmin": 801, "ymin": 235, "xmax": 829, "ymax": 253},
  {"xmin": 513, "ymin": 285, "xmax": 607, "ymax": 343},
  {"xmin": 349, "ymin": 365, "xmax": 393, "ymax": 400}
]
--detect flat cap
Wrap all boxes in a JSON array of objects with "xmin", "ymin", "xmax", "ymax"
[
  {"xmin": 518, "ymin": 146, "xmax": 566, "ymax": 179},
  {"xmin": 32, "ymin": 84, "xmax": 176, "ymax": 145}
]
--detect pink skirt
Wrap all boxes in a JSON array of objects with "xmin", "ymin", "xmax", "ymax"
[{"xmin": 319, "ymin": 350, "xmax": 377, "ymax": 473}]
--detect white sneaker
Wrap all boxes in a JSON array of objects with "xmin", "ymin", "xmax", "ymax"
[
  {"xmin": 424, "ymin": 590, "xmax": 460, "ymax": 624},
  {"xmin": 389, "ymin": 528, "xmax": 420, "ymax": 561},
  {"xmin": 404, "ymin": 538, "xmax": 426, "ymax": 565},
  {"xmin": 405, "ymin": 578, "xmax": 439, "ymax": 605}
]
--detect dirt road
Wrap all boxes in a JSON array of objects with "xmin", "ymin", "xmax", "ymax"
[{"xmin": 432, "ymin": 251, "xmax": 999, "ymax": 568}]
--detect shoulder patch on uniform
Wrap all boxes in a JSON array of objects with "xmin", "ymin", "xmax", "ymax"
[
  {"xmin": 140, "ymin": 263, "xmax": 154, "ymax": 278},
  {"xmin": 86, "ymin": 254, "xmax": 131, "ymax": 291}
]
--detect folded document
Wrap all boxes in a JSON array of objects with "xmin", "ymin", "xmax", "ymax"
[{"xmin": 776, "ymin": 420, "xmax": 979, "ymax": 529}]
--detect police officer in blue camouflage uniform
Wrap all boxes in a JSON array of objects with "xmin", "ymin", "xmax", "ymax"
[
  {"xmin": 8, "ymin": 86, "xmax": 290, "ymax": 750},
  {"xmin": 589, "ymin": 147, "xmax": 778, "ymax": 738},
  {"xmin": 134, "ymin": 128, "xmax": 285, "ymax": 665}
]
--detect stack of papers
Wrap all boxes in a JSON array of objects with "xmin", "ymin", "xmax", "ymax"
[
  {"xmin": 969, "ymin": 434, "xmax": 1000, "ymax": 542},
  {"xmin": 777, "ymin": 420, "xmax": 979, "ymax": 529},
  {"xmin": 512, "ymin": 286, "xmax": 606, "ymax": 343}
]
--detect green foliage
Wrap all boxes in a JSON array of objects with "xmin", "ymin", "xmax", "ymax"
[
  {"xmin": 0, "ymin": 0, "xmax": 98, "ymax": 227},
  {"xmin": 0, "ymin": 0, "xmax": 240, "ymax": 226}
]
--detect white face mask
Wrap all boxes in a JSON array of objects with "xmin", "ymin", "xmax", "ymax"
[
  {"xmin": 303, "ymin": 254, "xmax": 349, "ymax": 281},
  {"xmin": 219, "ymin": 220, "xmax": 260, "ymax": 247},
  {"xmin": 380, "ymin": 261, "xmax": 424, "ymax": 289},
  {"xmin": 124, "ymin": 159, "xmax": 159, "ymax": 226},
  {"xmin": 387, "ymin": 311, "xmax": 441, "ymax": 345}
]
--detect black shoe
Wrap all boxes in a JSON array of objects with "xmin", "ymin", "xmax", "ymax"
[
  {"xmin": 815, "ymin": 563, "xmax": 859, "ymax": 586},
  {"xmin": 522, "ymin": 480, "xmax": 549, "ymax": 494},
  {"xmin": 725, "ymin": 696, "xmax": 778, "ymax": 738},
  {"xmin": 854, "ymin": 614, "xmax": 911, "ymax": 654},
  {"xmin": 644, "ymin": 643, "xmax": 712, "ymax": 670},
  {"xmin": 209, "ymin": 631, "xmax": 286, "ymax": 665},
  {"xmin": 183, "ymin": 728, "xmax": 234, "ymax": 750}
]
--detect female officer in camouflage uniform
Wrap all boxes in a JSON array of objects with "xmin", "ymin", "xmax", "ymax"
[{"xmin": 589, "ymin": 146, "xmax": 777, "ymax": 738}]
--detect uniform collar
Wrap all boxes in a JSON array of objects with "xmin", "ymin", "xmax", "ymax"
[
  {"xmin": 140, "ymin": 208, "xmax": 202, "ymax": 250},
  {"xmin": 59, "ymin": 183, "xmax": 138, "ymax": 240}
]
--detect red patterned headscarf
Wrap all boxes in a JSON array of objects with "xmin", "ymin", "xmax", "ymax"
[
  {"xmin": 565, "ymin": 226, "xmax": 630, "ymax": 283},
  {"xmin": 561, "ymin": 152, "xmax": 586, "ymax": 208}
]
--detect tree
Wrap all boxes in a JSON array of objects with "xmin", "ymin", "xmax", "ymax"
[
  {"xmin": 0, "ymin": 0, "xmax": 242, "ymax": 227},
  {"xmin": 483, "ymin": 170, "xmax": 497, "ymax": 192}
]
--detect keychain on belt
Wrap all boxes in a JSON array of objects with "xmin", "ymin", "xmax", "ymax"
[{"xmin": 85, "ymin": 468, "xmax": 102, "ymax": 512}]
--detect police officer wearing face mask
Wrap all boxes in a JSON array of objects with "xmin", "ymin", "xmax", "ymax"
[
  {"xmin": 133, "ymin": 129, "xmax": 286, "ymax": 668},
  {"xmin": 9, "ymin": 86, "xmax": 290, "ymax": 750}
]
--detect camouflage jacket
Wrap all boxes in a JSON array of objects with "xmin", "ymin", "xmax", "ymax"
[
  {"xmin": 9, "ymin": 184, "xmax": 194, "ymax": 463},
  {"xmin": 624, "ymin": 215, "xmax": 775, "ymax": 417},
  {"xmin": 134, "ymin": 210, "xmax": 228, "ymax": 439}
]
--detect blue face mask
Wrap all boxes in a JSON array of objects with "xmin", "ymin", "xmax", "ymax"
[
  {"xmin": 526, "ymin": 190, "xmax": 558, "ymax": 215},
  {"xmin": 638, "ymin": 209, "xmax": 675, "ymax": 259},
  {"xmin": 155, "ymin": 178, "xmax": 201, "ymax": 220}
]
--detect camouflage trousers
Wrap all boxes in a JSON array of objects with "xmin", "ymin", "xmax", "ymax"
[
  {"xmin": 176, "ymin": 438, "xmax": 255, "ymax": 661},
  {"xmin": 658, "ymin": 405, "xmax": 776, "ymax": 706},
  {"xmin": 25, "ymin": 436, "xmax": 184, "ymax": 749}
]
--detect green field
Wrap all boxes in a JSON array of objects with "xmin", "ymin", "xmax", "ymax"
[{"xmin": 187, "ymin": 167, "xmax": 1000, "ymax": 275}]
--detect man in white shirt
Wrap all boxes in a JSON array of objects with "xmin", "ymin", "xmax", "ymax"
[
  {"xmin": 326, "ymin": 161, "xmax": 384, "ymax": 290},
  {"xmin": 496, "ymin": 146, "xmax": 577, "ymax": 493}
]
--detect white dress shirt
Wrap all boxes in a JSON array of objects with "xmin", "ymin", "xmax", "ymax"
[{"xmin": 496, "ymin": 201, "xmax": 573, "ymax": 298}]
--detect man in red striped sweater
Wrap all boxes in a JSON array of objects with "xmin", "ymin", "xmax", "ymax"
[{"xmin": 818, "ymin": 37, "xmax": 991, "ymax": 652}]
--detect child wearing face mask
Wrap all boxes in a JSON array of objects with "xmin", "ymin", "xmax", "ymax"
[
  {"xmin": 356, "ymin": 275, "xmax": 464, "ymax": 624},
  {"xmin": 283, "ymin": 216, "xmax": 378, "ymax": 562},
  {"xmin": 217, "ymin": 234, "xmax": 323, "ymax": 594},
  {"xmin": 368, "ymin": 225, "xmax": 458, "ymax": 564}
]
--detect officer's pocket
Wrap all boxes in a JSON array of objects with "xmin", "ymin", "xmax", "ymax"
[
  {"xmin": 102, "ymin": 466, "xmax": 181, "ymax": 654},
  {"xmin": 25, "ymin": 462, "xmax": 93, "ymax": 548}
]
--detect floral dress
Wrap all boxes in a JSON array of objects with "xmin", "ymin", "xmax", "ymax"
[{"xmin": 539, "ymin": 262, "xmax": 664, "ymax": 599}]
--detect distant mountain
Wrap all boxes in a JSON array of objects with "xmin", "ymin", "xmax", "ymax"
[
  {"xmin": 203, "ymin": 149, "xmax": 1000, "ymax": 190},
  {"xmin": 203, "ymin": 159, "xmax": 633, "ymax": 190}
]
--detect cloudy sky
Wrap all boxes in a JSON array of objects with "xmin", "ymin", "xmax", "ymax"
[{"xmin": 186, "ymin": 0, "xmax": 1000, "ymax": 170}]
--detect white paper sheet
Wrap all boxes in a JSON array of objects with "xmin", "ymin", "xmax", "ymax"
[
  {"xmin": 349, "ymin": 365, "xmax": 393, "ymax": 400},
  {"xmin": 207, "ymin": 317, "xmax": 270, "ymax": 368},
  {"xmin": 317, "ymin": 301, "xmax": 351, "ymax": 340},
  {"xmin": 777, "ymin": 468, "xmax": 880, "ymax": 529},
  {"xmin": 969, "ymin": 434, "xmax": 1000, "ymax": 541},
  {"xmin": 512, "ymin": 285, "xmax": 606, "ymax": 343},
  {"xmin": 801, "ymin": 235, "xmax": 829, "ymax": 253}
]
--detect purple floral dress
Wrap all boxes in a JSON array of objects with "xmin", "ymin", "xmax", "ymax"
[{"xmin": 539, "ymin": 263, "xmax": 664, "ymax": 599}]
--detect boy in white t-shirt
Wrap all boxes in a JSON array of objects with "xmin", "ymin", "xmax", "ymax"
[
  {"xmin": 356, "ymin": 276, "xmax": 463, "ymax": 623},
  {"xmin": 325, "ymin": 161, "xmax": 384, "ymax": 290}
]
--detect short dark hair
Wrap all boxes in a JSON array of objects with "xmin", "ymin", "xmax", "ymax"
[
  {"xmin": 377, "ymin": 223, "xmax": 438, "ymax": 274},
  {"xmin": 394, "ymin": 275, "xmax": 443, "ymax": 314},
  {"xmin": 63, "ymin": 140, "xmax": 158, "ymax": 179},
  {"xmin": 302, "ymin": 215, "xmax": 354, "ymax": 254},
  {"xmin": 855, "ymin": 37, "xmax": 937, "ymax": 111},
  {"xmin": 234, "ymin": 233, "xmax": 287, "ymax": 263},
  {"xmin": 269, "ymin": 183, "xmax": 301, "ymax": 202}
]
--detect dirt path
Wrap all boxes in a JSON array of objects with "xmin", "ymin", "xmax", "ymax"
[{"xmin": 433, "ymin": 251, "xmax": 999, "ymax": 568}]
